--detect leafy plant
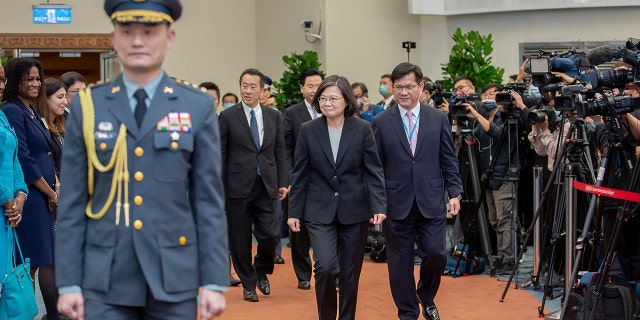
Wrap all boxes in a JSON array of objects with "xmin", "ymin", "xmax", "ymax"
[
  {"xmin": 273, "ymin": 50, "xmax": 323, "ymax": 109},
  {"xmin": 440, "ymin": 28, "xmax": 504, "ymax": 91}
]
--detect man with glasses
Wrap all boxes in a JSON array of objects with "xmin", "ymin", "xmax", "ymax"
[
  {"xmin": 462, "ymin": 83, "xmax": 529, "ymax": 275},
  {"xmin": 372, "ymin": 62, "xmax": 462, "ymax": 320},
  {"xmin": 282, "ymin": 68, "xmax": 324, "ymax": 291}
]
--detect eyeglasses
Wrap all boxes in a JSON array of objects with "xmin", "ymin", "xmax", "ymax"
[
  {"xmin": 393, "ymin": 83, "xmax": 419, "ymax": 92},
  {"xmin": 455, "ymin": 84, "xmax": 471, "ymax": 91},
  {"xmin": 317, "ymin": 96, "xmax": 343, "ymax": 104},
  {"xmin": 304, "ymin": 84, "xmax": 320, "ymax": 90}
]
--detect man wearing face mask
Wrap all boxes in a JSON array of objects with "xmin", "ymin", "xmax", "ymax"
[
  {"xmin": 352, "ymin": 82, "xmax": 384, "ymax": 123},
  {"xmin": 463, "ymin": 83, "xmax": 530, "ymax": 274},
  {"xmin": 377, "ymin": 74, "xmax": 396, "ymax": 110}
]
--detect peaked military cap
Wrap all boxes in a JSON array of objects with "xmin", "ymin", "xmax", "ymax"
[{"xmin": 104, "ymin": 0, "xmax": 182, "ymax": 24}]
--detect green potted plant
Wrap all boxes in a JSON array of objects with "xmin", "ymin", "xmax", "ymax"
[
  {"xmin": 273, "ymin": 50, "xmax": 323, "ymax": 109},
  {"xmin": 440, "ymin": 28, "xmax": 504, "ymax": 90}
]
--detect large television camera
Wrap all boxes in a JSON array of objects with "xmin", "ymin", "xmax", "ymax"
[
  {"xmin": 577, "ymin": 94, "xmax": 640, "ymax": 118},
  {"xmin": 529, "ymin": 48, "xmax": 590, "ymax": 88},
  {"xmin": 449, "ymin": 93, "xmax": 481, "ymax": 118}
]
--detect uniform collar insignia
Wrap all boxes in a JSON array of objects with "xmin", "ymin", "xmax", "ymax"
[
  {"xmin": 163, "ymin": 86, "xmax": 174, "ymax": 94},
  {"xmin": 111, "ymin": 86, "xmax": 121, "ymax": 94},
  {"xmin": 98, "ymin": 121, "xmax": 114, "ymax": 132}
]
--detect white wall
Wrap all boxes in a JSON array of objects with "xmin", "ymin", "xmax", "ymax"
[
  {"xmin": 324, "ymin": 0, "xmax": 421, "ymax": 102},
  {"xmin": 419, "ymin": 7, "xmax": 640, "ymax": 84}
]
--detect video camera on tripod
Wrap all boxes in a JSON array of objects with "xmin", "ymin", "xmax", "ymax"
[{"xmin": 528, "ymin": 48, "xmax": 590, "ymax": 88}]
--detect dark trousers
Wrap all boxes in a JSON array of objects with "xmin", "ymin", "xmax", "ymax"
[
  {"xmin": 84, "ymin": 290, "xmax": 197, "ymax": 319},
  {"xmin": 384, "ymin": 200, "xmax": 447, "ymax": 320},
  {"xmin": 290, "ymin": 221, "xmax": 312, "ymax": 282},
  {"xmin": 227, "ymin": 176, "xmax": 278, "ymax": 290},
  {"xmin": 306, "ymin": 220, "xmax": 369, "ymax": 320},
  {"xmin": 283, "ymin": 197, "xmax": 312, "ymax": 281}
]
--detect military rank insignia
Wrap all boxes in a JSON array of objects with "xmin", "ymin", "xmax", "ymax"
[{"xmin": 157, "ymin": 112, "xmax": 192, "ymax": 132}]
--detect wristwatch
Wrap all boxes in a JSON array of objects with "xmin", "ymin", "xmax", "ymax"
[{"xmin": 453, "ymin": 194, "xmax": 462, "ymax": 201}]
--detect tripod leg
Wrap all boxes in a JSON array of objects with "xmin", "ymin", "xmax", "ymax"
[{"xmin": 465, "ymin": 140, "xmax": 494, "ymax": 272}]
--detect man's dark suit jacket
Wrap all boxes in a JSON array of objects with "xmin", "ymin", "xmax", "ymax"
[
  {"xmin": 372, "ymin": 103, "xmax": 462, "ymax": 219},
  {"xmin": 288, "ymin": 116, "xmax": 386, "ymax": 224},
  {"xmin": 283, "ymin": 102, "xmax": 312, "ymax": 169},
  {"xmin": 219, "ymin": 103, "xmax": 289, "ymax": 199}
]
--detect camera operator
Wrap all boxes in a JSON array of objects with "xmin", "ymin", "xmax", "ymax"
[
  {"xmin": 462, "ymin": 83, "xmax": 529, "ymax": 273},
  {"xmin": 527, "ymin": 102, "xmax": 568, "ymax": 172},
  {"xmin": 592, "ymin": 64, "xmax": 640, "ymax": 283}
]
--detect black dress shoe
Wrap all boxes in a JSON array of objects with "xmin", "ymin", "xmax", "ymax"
[
  {"xmin": 422, "ymin": 303, "xmax": 440, "ymax": 320},
  {"xmin": 297, "ymin": 280, "xmax": 311, "ymax": 290},
  {"xmin": 257, "ymin": 278, "xmax": 271, "ymax": 295},
  {"xmin": 229, "ymin": 275, "xmax": 242, "ymax": 287},
  {"xmin": 274, "ymin": 256, "xmax": 285, "ymax": 264},
  {"xmin": 243, "ymin": 289, "xmax": 259, "ymax": 302}
]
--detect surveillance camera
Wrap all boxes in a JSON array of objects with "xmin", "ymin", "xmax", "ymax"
[{"xmin": 301, "ymin": 20, "xmax": 313, "ymax": 30}]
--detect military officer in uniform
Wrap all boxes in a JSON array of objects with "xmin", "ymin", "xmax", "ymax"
[{"xmin": 55, "ymin": 1, "xmax": 229, "ymax": 319}]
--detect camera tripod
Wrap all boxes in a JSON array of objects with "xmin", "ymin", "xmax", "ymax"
[
  {"xmin": 455, "ymin": 108, "xmax": 523, "ymax": 278},
  {"xmin": 517, "ymin": 119, "xmax": 598, "ymax": 316},
  {"xmin": 454, "ymin": 125, "xmax": 495, "ymax": 274},
  {"xmin": 500, "ymin": 120, "xmax": 595, "ymax": 304},
  {"xmin": 560, "ymin": 117, "xmax": 640, "ymax": 320}
]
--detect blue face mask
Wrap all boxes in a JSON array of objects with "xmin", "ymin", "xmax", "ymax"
[
  {"xmin": 481, "ymin": 100, "xmax": 497, "ymax": 113},
  {"xmin": 379, "ymin": 85, "xmax": 389, "ymax": 96},
  {"xmin": 223, "ymin": 103, "xmax": 234, "ymax": 109},
  {"xmin": 528, "ymin": 85, "xmax": 542, "ymax": 100}
]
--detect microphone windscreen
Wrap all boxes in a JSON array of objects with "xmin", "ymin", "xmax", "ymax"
[
  {"xmin": 541, "ymin": 83, "xmax": 560, "ymax": 92},
  {"xmin": 586, "ymin": 46, "xmax": 615, "ymax": 66}
]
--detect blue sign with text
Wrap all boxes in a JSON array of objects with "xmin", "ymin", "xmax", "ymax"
[{"xmin": 33, "ymin": 7, "xmax": 72, "ymax": 24}]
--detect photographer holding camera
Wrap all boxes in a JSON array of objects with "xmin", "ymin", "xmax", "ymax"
[
  {"xmin": 421, "ymin": 77, "xmax": 450, "ymax": 115},
  {"xmin": 462, "ymin": 83, "xmax": 529, "ymax": 273}
]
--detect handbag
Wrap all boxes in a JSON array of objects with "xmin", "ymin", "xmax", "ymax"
[{"xmin": 0, "ymin": 226, "xmax": 38, "ymax": 320}]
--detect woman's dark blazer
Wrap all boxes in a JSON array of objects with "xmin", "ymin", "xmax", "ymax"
[{"xmin": 288, "ymin": 116, "xmax": 386, "ymax": 225}]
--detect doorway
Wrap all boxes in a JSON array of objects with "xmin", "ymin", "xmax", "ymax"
[{"xmin": 0, "ymin": 33, "xmax": 116, "ymax": 84}]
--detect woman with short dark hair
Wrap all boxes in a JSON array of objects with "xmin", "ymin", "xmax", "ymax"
[{"xmin": 288, "ymin": 75, "xmax": 386, "ymax": 320}]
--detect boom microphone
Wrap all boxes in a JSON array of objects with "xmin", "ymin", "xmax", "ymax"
[
  {"xmin": 587, "ymin": 46, "xmax": 640, "ymax": 67},
  {"xmin": 586, "ymin": 46, "xmax": 619, "ymax": 66}
]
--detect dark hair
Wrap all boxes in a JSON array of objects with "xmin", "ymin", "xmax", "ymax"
[
  {"xmin": 351, "ymin": 82, "xmax": 368, "ymax": 96},
  {"xmin": 453, "ymin": 75, "xmax": 475, "ymax": 87},
  {"xmin": 312, "ymin": 75, "xmax": 357, "ymax": 117},
  {"xmin": 298, "ymin": 68, "xmax": 324, "ymax": 86},
  {"xmin": 60, "ymin": 71, "xmax": 87, "ymax": 88},
  {"xmin": 42, "ymin": 78, "xmax": 67, "ymax": 136},
  {"xmin": 239, "ymin": 68, "xmax": 265, "ymax": 88},
  {"xmin": 481, "ymin": 83, "xmax": 500, "ymax": 94},
  {"xmin": 222, "ymin": 92, "xmax": 238, "ymax": 104},
  {"xmin": 390, "ymin": 62, "xmax": 424, "ymax": 84},
  {"xmin": 3, "ymin": 58, "xmax": 46, "ymax": 107},
  {"xmin": 199, "ymin": 81, "xmax": 220, "ymax": 98},
  {"xmin": 381, "ymin": 74, "xmax": 392, "ymax": 80}
]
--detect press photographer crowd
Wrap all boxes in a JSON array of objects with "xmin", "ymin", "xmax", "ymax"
[
  {"xmin": 431, "ymin": 40, "xmax": 640, "ymax": 320},
  {"xmin": 2, "ymin": 4, "xmax": 640, "ymax": 319}
]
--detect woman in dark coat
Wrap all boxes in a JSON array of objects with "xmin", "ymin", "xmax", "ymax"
[{"xmin": 2, "ymin": 58, "xmax": 60, "ymax": 320}]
